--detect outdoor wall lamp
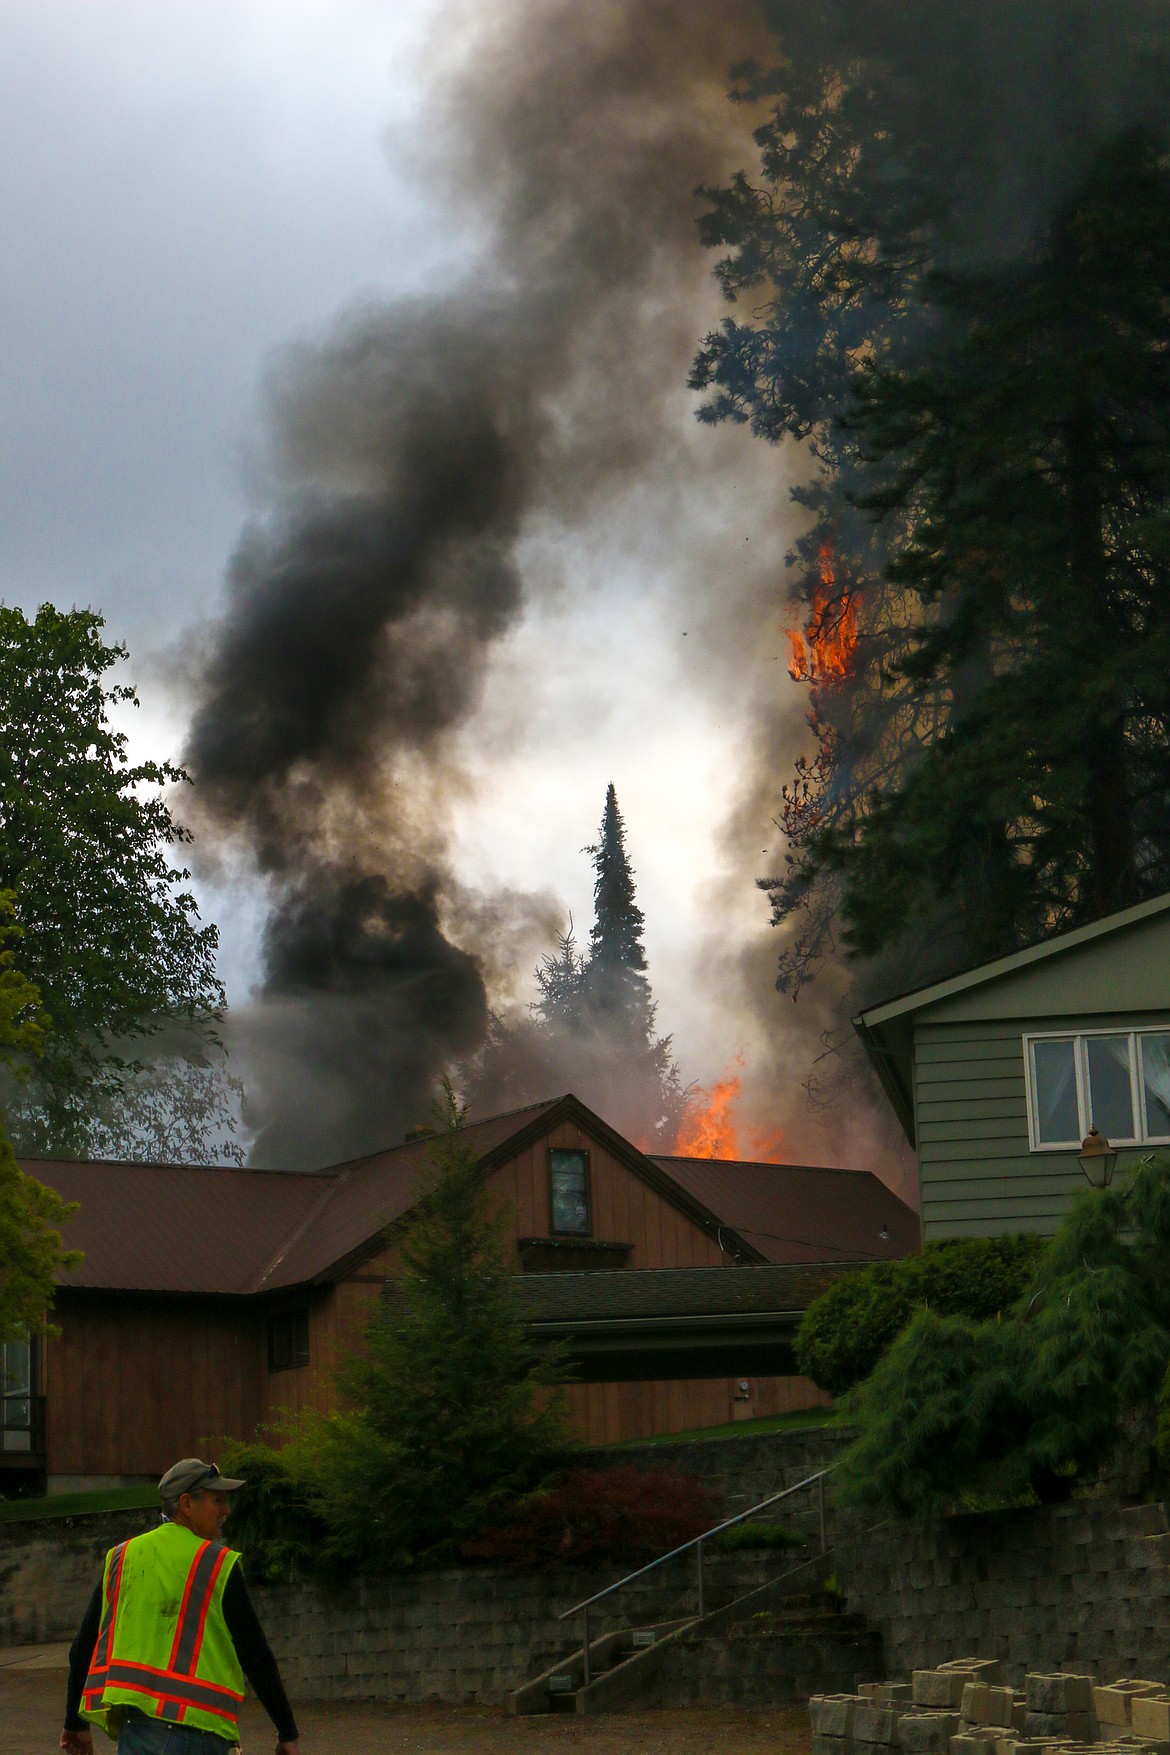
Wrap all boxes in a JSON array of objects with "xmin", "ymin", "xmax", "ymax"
[{"xmin": 1077, "ymin": 1126, "xmax": 1118, "ymax": 1188}]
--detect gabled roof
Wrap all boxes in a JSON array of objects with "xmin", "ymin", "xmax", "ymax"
[
  {"xmin": 649, "ymin": 1156, "xmax": 918, "ymax": 1264},
  {"xmin": 855, "ymin": 890, "xmax": 1170, "ymax": 1032},
  {"xmin": 253, "ymin": 1099, "xmax": 563, "ymax": 1289},
  {"xmin": 853, "ymin": 890, "xmax": 1170, "ymax": 1147},
  {"xmin": 35, "ymin": 1093, "xmax": 918, "ymax": 1299}
]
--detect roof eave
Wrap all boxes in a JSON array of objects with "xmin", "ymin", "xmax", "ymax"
[{"xmin": 856, "ymin": 890, "xmax": 1170, "ymax": 1032}]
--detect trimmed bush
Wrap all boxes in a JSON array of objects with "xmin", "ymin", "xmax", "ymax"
[
  {"xmin": 795, "ymin": 1233, "xmax": 1047, "ymax": 1393},
  {"xmin": 835, "ymin": 1154, "xmax": 1170, "ymax": 1516}
]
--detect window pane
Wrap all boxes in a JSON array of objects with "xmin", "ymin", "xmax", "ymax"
[
  {"xmin": 550, "ymin": 1148, "xmax": 590, "ymax": 1234},
  {"xmin": 1086, "ymin": 1036, "xmax": 1136, "ymax": 1140},
  {"xmin": 1032, "ymin": 1038, "xmax": 1079, "ymax": 1144},
  {"xmin": 1, "ymin": 1338, "xmax": 31, "ymax": 1448},
  {"xmin": 1142, "ymin": 1033, "xmax": 1170, "ymax": 1138}
]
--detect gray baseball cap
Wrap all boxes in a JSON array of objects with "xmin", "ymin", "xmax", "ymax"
[{"xmin": 158, "ymin": 1457, "xmax": 246, "ymax": 1499}]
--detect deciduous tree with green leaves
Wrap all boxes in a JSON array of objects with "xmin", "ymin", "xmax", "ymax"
[
  {"xmin": 0, "ymin": 605, "xmax": 233, "ymax": 1158},
  {"xmin": 0, "ymin": 892, "xmax": 79, "ymax": 1338}
]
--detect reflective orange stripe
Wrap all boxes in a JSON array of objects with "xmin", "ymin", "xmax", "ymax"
[
  {"xmin": 83, "ymin": 1535, "xmax": 240, "ymax": 1730},
  {"xmin": 102, "ymin": 1659, "xmax": 243, "ymax": 1712},
  {"xmin": 83, "ymin": 1541, "xmax": 129, "ymax": 1698}
]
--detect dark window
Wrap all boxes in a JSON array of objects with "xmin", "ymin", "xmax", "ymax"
[
  {"xmin": 549, "ymin": 1148, "xmax": 591, "ymax": 1235},
  {"xmin": 267, "ymin": 1310, "xmax": 310, "ymax": 1372}
]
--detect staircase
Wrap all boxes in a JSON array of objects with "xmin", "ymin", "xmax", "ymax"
[{"xmin": 512, "ymin": 1555, "xmax": 881, "ymax": 1714}]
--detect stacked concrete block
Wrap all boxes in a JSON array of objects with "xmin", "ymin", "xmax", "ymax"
[
  {"xmin": 1094, "ymin": 1682, "xmax": 1166, "ymax": 1739},
  {"xmin": 900, "ymin": 1713, "xmax": 964, "ymax": 1753},
  {"xmin": 1024, "ymin": 1673, "xmax": 1097, "ymax": 1743},
  {"xmin": 812, "ymin": 1692, "xmax": 858, "ymax": 1755}
]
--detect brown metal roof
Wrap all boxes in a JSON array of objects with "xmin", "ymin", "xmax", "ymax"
[
  {"xmin": 30, "ymin": 1100, "xmax": 916, "ymax": 1300},
  {"xmin": 254, "ymin": 1099, "xmax": 562, "ymax": 1289},
  {"xmin": 647, "ymin": 1157, "xmax": 919, "ymax": 1265},
  {"xmin": 31, "ymin": 1157, "xmax": 335, "ymax": 1295}
]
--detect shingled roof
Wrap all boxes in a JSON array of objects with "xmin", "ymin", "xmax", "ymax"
[{"xmin": 515, "ymin": 1261, "xmax": 856, "ymax": 1324}]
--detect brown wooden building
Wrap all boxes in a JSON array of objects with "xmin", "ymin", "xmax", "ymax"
[{"xmin": 1, "ymin": 1094, "xmax": 918, "ymax": 1492}]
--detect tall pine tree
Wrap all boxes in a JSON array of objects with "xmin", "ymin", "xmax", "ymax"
[
  {"xmin": 692, "ymin": 2, "xmax": 1170, "ymax": 997},
  {"xmin": 464, "ymin": 787, "xmax": 687, "ymax": 1146},
  {"xmin": 789, "ymin": 130, "xmax": 1170, "ymax": 967},
  {"xmin": 583, "ymin": 784, "xmax": 652, "ymax": 1022}
]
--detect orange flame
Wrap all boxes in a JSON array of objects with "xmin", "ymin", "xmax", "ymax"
[
  {"xmin": 786, "ymin": 545, "xmax": 859, "ymax": 686},
  {"xmin": 673, "ymin": 1058, "xmax": 786, "ymax": 1162},
  {"xmin": 675, "ymin": 1072, "xmax": 742, "ymax": 1159}
]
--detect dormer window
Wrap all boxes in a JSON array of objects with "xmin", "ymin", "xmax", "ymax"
[
  {"xmin": 549, "ymin": 1147, "xmax": 591, "ymax": 1235},
  {"xmin": 1025, "ymin": 1030, "xmax": 1170, "ymax": 1150}
]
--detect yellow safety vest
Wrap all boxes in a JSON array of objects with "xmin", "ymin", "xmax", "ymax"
[{"xmin": 82, "ymin": 1522, "xmax": 246, "ymax": 1743}]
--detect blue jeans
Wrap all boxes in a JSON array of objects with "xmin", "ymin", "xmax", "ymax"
[{"xmin": 116, "ymin": 1709, "xmax": 239, "ymax": 1755}]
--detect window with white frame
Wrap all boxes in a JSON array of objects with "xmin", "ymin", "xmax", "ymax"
[{"xmin": 1025, "ymin": 1029, "xmax": 1170, "ymax": 1150}]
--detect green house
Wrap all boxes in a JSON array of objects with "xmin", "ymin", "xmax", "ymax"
[{"xmin": 853, "ymin": 892, "xmax": 1170, "ymax": 1240}]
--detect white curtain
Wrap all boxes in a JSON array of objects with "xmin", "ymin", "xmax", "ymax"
[{"xmin": 1142, "ymin": 1033, "xmax": 1170, "ymax": 1135}]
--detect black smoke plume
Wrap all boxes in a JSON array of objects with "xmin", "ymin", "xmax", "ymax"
[
  {"xmin": 187, "ymin": 0, "xmax": 1170, "ymax": 1179},
  {"xmin": 185, "ymin": 1, "xmax": 773, "ymax": 1167}
]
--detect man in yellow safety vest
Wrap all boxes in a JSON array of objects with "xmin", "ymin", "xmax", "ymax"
[{"xmin": 60, "ymin": 1458, "xmax": 300, "ymax": 1755}]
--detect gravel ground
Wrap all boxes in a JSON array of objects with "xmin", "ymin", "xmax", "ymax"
[{"xmin": 2, "ymin": 1672, "xmax": 813, "ymax": 1755}]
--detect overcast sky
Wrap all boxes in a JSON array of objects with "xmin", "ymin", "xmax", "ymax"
[{"xmin": 0, "ymin": 1, "xmax": 909, "ymax": 1185}]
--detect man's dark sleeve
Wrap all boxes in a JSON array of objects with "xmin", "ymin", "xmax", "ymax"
[
  {"xmin": 222, "ymin": 1564, "xmax": 299, "ymax": 1742},
  {"xmin": 64, "ymin": 1583, "xmax": 102, "ymax": 1731}
]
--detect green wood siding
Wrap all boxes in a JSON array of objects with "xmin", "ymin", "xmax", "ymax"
[
  {"xmin": 924, "ymin": 912, "xmax": 1170, "ymax": 1025},
  {"xmin": 913, "ymin": 1013, "xmax": 1166, "ymax": 1239}
]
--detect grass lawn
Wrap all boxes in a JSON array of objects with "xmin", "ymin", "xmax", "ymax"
[
  {"xmin": 604, "ymin": 1406, "xmax": 841, "ymax": 1449},
  {"xmin": 0, "ymin": 1484, "xmax": 157, "ymax": 1524}
]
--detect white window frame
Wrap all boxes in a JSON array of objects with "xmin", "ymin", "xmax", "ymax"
[{"xmin": 1023, "ymin": 1028, "xmax": 1170, "ymax": 1151}]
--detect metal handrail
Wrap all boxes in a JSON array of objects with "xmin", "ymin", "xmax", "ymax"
[{"xmin": 559, "ymin": 1463, "xmax": 836, "ymax": 1688}]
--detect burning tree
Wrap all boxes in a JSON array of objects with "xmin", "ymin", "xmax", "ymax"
[{"xmin": 693, "ymin": 3, "xmax": 1170, "ymax": 1001}]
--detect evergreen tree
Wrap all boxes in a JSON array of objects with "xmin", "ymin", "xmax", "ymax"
[
  {"xmin": 223, "ymin": 1083, "xmax": 568, "ymax": 1576},
  {"xmin": 692, "ymin": 1, "xmax": 1170, "ymax": 997},
  {"xmin": 794, "ymin": 131, "xmax": 1170, "ymax": 966},
  {"xmin": 463, "ymin": 790, "xmax": 688, "ymax": 1147},
  {"xmin": 582, "ymin": 783, "xmax": 654, "ymax": 1028},
  {"xmin": 835, "ymin": 1153, "xmax": 1170, "ymax": 1516}
]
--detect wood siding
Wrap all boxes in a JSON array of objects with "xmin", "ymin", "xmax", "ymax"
[
  {"xmin": 563, "ymin": 1374, "xmax": 830, "ymax": 1447},
  {"xmin": 45, "ymin": 1296, "xmax": 265, "ymax": 1479},
  {"xmin": 914, "ymin": 1011, "xmax": 1168, "ymax": 1239},
  {"xmin": 43, "ymin": 1116, "xmax": 804, "ymax": 1475}
]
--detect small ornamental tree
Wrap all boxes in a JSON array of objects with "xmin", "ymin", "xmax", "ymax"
[
  {"xmin": 795, "ymin": 1235, "xmax": 1046, "ymax": 1395},
  {"xmin": 227, "ymin": 1083, "xmax": 569, "ymax": 1577},
  {"xmin": 835, "ymin": 1154, "xmax": 1170, "ymax": 1516}
]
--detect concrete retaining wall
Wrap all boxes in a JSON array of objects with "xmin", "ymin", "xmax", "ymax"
[
  {"xmin": 0, "ymin": 1508, "xmax": 156, "ymax": 1647},
  {"xmin": 834, "ymin": 1497, "xmax": 1170, "ymax": 1687}
]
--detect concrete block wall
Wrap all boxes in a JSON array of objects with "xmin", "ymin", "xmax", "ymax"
[
  {"xmin": 0, "ymin": 1508, "xmax": 156, "ymax": 1647},
  {"xmin": 252, "ymin": 1551, "xmax": 785, "ymax": 1704},
  {"xmin": 834, "ymin": 1498, "xmax": 1170, "ymax": 1686}
]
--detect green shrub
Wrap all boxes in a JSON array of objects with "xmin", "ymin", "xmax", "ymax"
[
  {"xmin": 218, "ymin": 1440, "xmax": 326, "ymax": 1584},
  {"xmin": 795, "ymin": 1233, "xmax": 1047, "ymax": 1394},
  {"xmin": 835, "ymin": 1154, "xmax": 1170, "ymax": 1517},
  {"xmin": 708, "ymin": 1517, "xmax": 802, "ymax": 1554}
]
